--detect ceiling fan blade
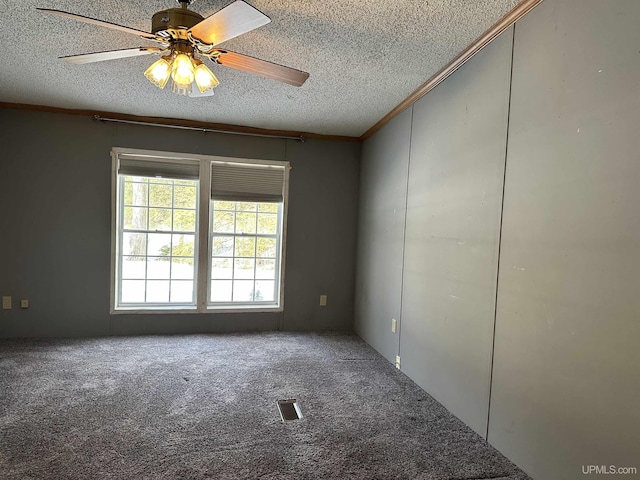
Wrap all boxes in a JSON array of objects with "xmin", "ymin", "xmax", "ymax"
[
  {"xmin": 38, "ymin": 8, "xmax": 156, "ymax": 39},
  {"xmin": 61, "ymin": 47, "xmax": 162, "ymax": 65},
  {"xmin": 212, "ymin": 50, "xmax": 309, "ymax": 87},
  {"xmin": 189, "ymin": 0, "xmax": 270, "ymax": 46}
]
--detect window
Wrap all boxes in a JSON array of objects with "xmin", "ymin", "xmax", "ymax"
[
  {"xmin": 210, "ymin": 200, "xmax": 282, "ymax": 304},
  {"xmin": 111, "ymin": 148, "xmax": 289, "ymax": 313},
  {"xmin": 119, "ymin": 175, "xmax": 198, "ymax": 305}
]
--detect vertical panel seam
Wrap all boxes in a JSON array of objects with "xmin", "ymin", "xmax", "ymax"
[
  {"xmin": 397, "ymin": 105, "xmax": 415, "ymax": 360},
  {"xmin": 485, "ymin": 24, "xmax": 516, "ymax": 441},
  {"xmin": 276, "ymin": 138, "xmax": 291, "ymax": 331}
]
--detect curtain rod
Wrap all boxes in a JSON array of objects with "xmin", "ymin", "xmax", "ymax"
[{"xmin": 93, "ymin": 115, "xmax": 305, "ymax": 142}]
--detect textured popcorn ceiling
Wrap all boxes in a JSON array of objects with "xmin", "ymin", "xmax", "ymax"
[{"xmin": 0, "ymin": 0, "xmax": 520, "ymax": 137}]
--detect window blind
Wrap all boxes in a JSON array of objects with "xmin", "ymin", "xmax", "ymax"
[
  {"xmin": 211, "ymin": 161, "xmax": 286, "ymax": 202},
  {"xmin": 118, "ymin": 153, "xmax": 200, "ymax": 180}
]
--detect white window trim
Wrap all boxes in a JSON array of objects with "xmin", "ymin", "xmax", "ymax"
[{"xmin": 110, "ymin": 147, "xmax": 289, "ymax": 314}]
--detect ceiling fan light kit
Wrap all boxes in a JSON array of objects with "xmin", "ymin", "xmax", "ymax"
[
  {"xmin": 144, "ymin": 56, "xmax": 173, "ymax": 89},
  {"xmin": 38, "ymin": 0, "xmax": 309, "ymax": 98},
  {"xmin": 193, "ymin": 58, "xmax": 220, "ymax": 92},
  {"xmin": 142, "ymin": 42, "xmax": 219, "ymax": 96}
]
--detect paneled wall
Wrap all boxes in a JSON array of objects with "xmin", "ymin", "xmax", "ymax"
[
  {"xmin": 355, "ymin": 0, "xmax": 640, "ymax": 478},
  {"xmin": 354, "ymin": 108, "xmax": 412, "ymax": 364},
  {"xmin": 488, "ymin": 0, "xmax": 640, "ymax": 477},
  {"xmin": 0, "ymin": 109, "xmax": 360, "ymax": 337},
  {"xmin": 401, "ymin": 28, "xmax": 512, "ymax": 437}
]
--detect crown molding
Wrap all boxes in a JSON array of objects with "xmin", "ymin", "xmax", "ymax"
[{"xmin": 360, "ymin": 0, "xmax": 544, "ymax": 141}]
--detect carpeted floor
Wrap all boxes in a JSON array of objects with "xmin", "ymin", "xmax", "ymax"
[{"xmin": 0, "ymin": 332, "xmax": 530, "ymax": 480}]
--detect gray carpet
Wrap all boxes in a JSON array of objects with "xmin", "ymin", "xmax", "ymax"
[{"xmin": 0, "ymin": 332, "xmax": 530, "ymax": 480}]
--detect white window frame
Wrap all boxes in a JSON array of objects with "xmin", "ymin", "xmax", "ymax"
[{"xmin": 110, "ymin": 147, "xmax": 289, "ymax": 314}]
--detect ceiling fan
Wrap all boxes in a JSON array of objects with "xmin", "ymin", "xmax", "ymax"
[{"xmin": 38, "ymin": 0, "xmax": 310, "ymax": 97}]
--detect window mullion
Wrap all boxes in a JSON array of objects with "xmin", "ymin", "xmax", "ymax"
[
  {"xmin": 253, "ymin": 209, "xmax": 258, "ymax": 301},
  {"xmin": 230, "ymin": 241, "xmax": 235, "ymax": 302},
  {"xmin": 168, "ymin": 182, "xmax": 174, "ymax": 303},
  {"xmin": 118, "ymin": 176, "xmax": 125, "ymax": 307},
  {"xmin": 231, "ymin": 203, "xmax": 238, "ymax": 302},
  {"xmin": 275, "ymin": 203, "xmax": 283, "ymax": 303},
  {"xmin": 197, "ymin": 161, "xmax": 211, "ymax": 310},
  {"xmin": 144, "ymin": 179, "xmax": 150, "ymax": 303}
]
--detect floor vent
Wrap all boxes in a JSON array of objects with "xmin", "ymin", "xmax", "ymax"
[{"xmin": 277, "ymin": 399, "xmax": 302, "ymax": 421}]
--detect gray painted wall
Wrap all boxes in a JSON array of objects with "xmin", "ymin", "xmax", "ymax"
[
  {"xmin": 354, "ymin": 107, "xmax": 412, "ymax": 364},
  {"xmin": 0, "ymin": 108, "xmax": 360, "ymax": 337},
  {"xmin": 400, "ymin": 28, "xmax": 513, "ymax": 437},
  {"xmin": 355, "ymin": 0, "xmax": 640, "ymax": 477},
  {"xmin": 488, "ymin": 1, "xmax": 640, "ymax": 478}
]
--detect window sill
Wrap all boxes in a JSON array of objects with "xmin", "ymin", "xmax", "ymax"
[
  {"xmin": 206, "ymin": 304, "xmax": 283, "ymax": 314},
  {"xmin": 111, "ymin": 305, "xmax": 283, "ymax": 314},
  {"xmin": 111, "ymin": 306, "xmax": 199, "ymax": 315}
]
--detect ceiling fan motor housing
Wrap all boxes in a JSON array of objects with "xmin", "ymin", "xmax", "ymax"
[{"xmin": 152, "ymin": 7, "xmax": 204, "ymax": 35}]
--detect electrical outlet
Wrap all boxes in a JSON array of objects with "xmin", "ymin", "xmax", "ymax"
[
  {"xmin": 20, "ymin": 300, "xmax": 29, "ymax": 309},
  {"xmin": 319, "ymin": 295, "xmax": 327, "ymax": 307},
  {"xmin": 391, "ymin": 318, "xmax": 397, "ymax": 333},
  {"xmin": 395, "ymin": 356, "xmax": 401, "ymax": 369},
  {"xmin": 2, "ymin": 296, "xmax": 11, "ymax": 310}
]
